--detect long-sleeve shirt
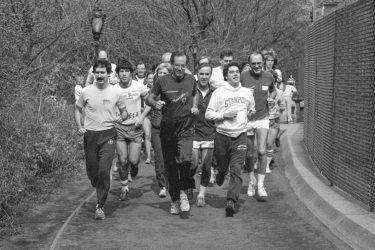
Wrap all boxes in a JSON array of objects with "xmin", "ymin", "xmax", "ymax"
[
  {"xmin": 205, "ymin": 84, "xmax": 255, "ymax": 138},
  {"xmin": 194, "ymin": 87, "xmax": 215, "ymax": 141}
]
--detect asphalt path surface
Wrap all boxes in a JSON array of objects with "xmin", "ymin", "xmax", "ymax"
[{"xmin": 1, "ymin": 148, "xmax": 351, "ymax": 250}]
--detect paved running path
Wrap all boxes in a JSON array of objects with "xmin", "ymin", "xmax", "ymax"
[{"xmin": 1, "ymin": 150, "xmax": 351, "ymax": 250}]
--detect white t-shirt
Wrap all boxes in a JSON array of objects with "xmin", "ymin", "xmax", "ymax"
[
  {"xmin": 209, "ymin": 66, "xmax": 229, "ymax": 89},
  {"xmin": 283, "ymin": 85, "xmax": 297, "ymax": 98},
  {"xmin": 86, "ymin": 63, "xmax": 118, "ymax": 86},
  {"xmin": 76, "ymin": 84, "xmax": 125, "ymax": 131},
  {"xmin": 115, "ymin": 81, "xmax": 148, "ymax": 125},
  {"xmin": 133, "ymin": 76, "xmax": 145, "ymax": 86}
]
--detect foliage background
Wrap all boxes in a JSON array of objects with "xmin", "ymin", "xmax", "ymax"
[{"xmin": 0, "ymin": 0, "xmax": 310, "ymax": 235}]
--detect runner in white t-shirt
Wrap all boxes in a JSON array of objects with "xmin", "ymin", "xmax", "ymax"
[
  {"xmin": 209, "ymin": 50, "xmax": 233, "ymax": 90},
  {"xmin": 114, "ymin": 58, "xmax": 151, "ymax": 201}
]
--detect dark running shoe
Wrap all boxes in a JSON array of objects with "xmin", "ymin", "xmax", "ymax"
[
  {"xmin": 216, "ymin": 172, "xmax": 226, "ymax": 186},
  {"xmin": 130, "ymin": 164, "xmax": 139, "ymax": 178},
  {"xmin": 225, "ymin": 200, "xmax": 235, "ymax": 217},
  {"xmin": 275, "ymin": 137, "xmax": 280, "ymax": 147}
]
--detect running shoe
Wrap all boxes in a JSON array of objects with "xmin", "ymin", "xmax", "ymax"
[
  {"xmin": 95, "ymin": 205, "xmax": 105, "ymax": 220},
  {"xmin": 247, "ymin": 181, "xmax": 256, "ymax": 197},
  {"xmin": 257, "ymin": 184, "xmax": 268, "ymax": 202},
  {"xmin": 196, "ymin": 196, "xmax": 205, "ymax": 207},
  {"xmin": 130, "ymin": 164, "xmax": 139, "ymax": 178},
  {"xmin": 170, "ymin": 201, "xmax": 180, "ymax": 215},
  {"xmin": 225, "ymin": 200, "xmax": 235, "ymax": 217},
  {"xmin": 180, "ymin": 193, "xmax": 190, "ymax": 218},
  {"xmin": 119, "ymin": 186, "xmax": 129, "ymax": 201},
  {"xmin": 159, "ymin": 187, "xmax": 167, "ymax": 198}
]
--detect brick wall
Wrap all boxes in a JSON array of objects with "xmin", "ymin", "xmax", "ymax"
[{"xmin": 304, "ymin": 0, "xmax": 375, "ymax": 210}]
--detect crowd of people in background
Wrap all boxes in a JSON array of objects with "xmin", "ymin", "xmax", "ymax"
[{"xmin": 74, "ymin": 48, "xmax": 299, "ymax": 220}]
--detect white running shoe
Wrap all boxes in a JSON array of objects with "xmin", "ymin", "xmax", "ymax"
[
  {"xmin": 247, "ymin": 182, "xmax": 256, "ymax": 197},
  {"xmin": 257, "ymin": 184, "xmax": 268, "ymax": 201},
  {"xmin": 180, "ymin": 194, "xmax": 190, "ymax": 212},
  {"xmin": 196, "ymin": 196, "xmax": 205, "ymax": 207},
  {"xmin": 119, "ymin": 186, "xmax": 129, "ymax": 201},
  {"xmin": 159, "ymin": 187, "xmax": 167, "ymax": 198},
  {"xmin": 170, "ymin": 201, "xmax": 180, "ymax": 215},
  {"xmin": 95, "ymin": 205, "xmax": 105, "ymax": 220}
]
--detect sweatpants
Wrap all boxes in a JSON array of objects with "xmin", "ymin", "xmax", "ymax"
[
  {"xmin": 214, "ymin": 132, "xmax": 247, "ymax": 203},
  {"xmin": 151, "ymin": 126, "xmax": 167, "ymax": 188},
  {"xmin": 84, "ymin": 128, "xmax": 116, "ymax": 208},
  {"xmin": 160, "ymin": 116, "xmax": 195, "ymax": 202}
]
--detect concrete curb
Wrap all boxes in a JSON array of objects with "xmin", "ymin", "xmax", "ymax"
[{"xmin": 281, "ymin": 123, "xmax": 375, "ymax": 250}]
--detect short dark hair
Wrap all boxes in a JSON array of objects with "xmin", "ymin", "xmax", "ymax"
[
  {"xmin": 93, "ymin": 59, "xmax": 112, "ymax": 74},
  {"xmin": 220, "ymin": 50, "xmax": 233, "ymax": 59},
  {"xmin": 223, "ymin": 62, "xmax": 240, "ymax": 81},
  {"xmin": 240, "ymin": 62, "xmax": 250, "ymax": 72},
  {"xmin": 136, "ymin": 61, "xmax": 146, "ymax": 68},
  {"xmin": 170, "ymin": 51, "xmax": 189, "ymax": 65},
  {"xmin": 116, "ymin": 58, "xmax": 134, "ymax": 74},
  {"xmin": 197, "ymin": 63, "xmax": 212, "ymax": 74},
  {"xmin": 248, "ymin": 51, "xmax": 264, "ymax": 63}
]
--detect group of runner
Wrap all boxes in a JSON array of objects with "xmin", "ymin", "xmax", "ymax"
[{"xmin": 74, "ymin": 48, "xmax": 298, "ymax": 220}]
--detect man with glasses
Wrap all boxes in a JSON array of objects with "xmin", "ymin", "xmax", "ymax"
[
  {"xmin": 240, "ymin": 52, "xmax": 275, "ymax": 202},
  {"xmin": 210, "ymin": 49, "xmax": 233, "ymax": 89},
  {"xmin": 146, "ymin": 51, "xmax": 199, "ymax": 218}
]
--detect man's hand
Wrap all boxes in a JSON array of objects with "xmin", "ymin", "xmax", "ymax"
[
  {"xmin": 191, "ymin": 106, "xmax": 199, "ymax": 115},
  {"xmin": 120, "ymin": 109, "xmax": 128, "ymax": 121},
  {"xmin": 223, "ymin": 110, "xmax": 237, "ymax": 119},
  {"xmin": 77, "ymin": 127, "xmax": 86, "ymax": 136},
  {"xmin": 134, "ymin": 117, "xmax": 143, "ymax": 128},
  {"xmin": 154, "ymin": 100, "xmax": 165, "ymax": 110}
]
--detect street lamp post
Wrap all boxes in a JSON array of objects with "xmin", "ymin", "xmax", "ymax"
[
  {"xmin": 189, "ymin": 42, "xmax": 199, "ymax": 74},
  {"xmin": 91, "ymin": 5, "xmax": 106, "ymax": 60}
]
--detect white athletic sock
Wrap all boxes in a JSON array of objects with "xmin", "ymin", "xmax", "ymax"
[
  {"xmin": 258, "ymin": 174, "xmax": 265, "ymax": 186},
  {"xmin": 210, "ymin": 168, "xmax": 215, "ymax": 181},
  {"xmin": 180, "ymin": 190, "xmax": 187, "ymax": 198},
  {"xmin": 198, "ymin": 185, "xmax": 206, "ymax": 197},
  {"xmin": 249, "ymin": 171, "xmax": 256, "ymax": 184}
]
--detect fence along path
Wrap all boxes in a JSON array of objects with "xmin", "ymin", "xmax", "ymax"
[{"xmin": 303, "ymin": 0, "xmax": 375, "ymax": 211}]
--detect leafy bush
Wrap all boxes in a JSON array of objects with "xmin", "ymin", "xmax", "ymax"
[{"xmin": 0, "ymin": 84, "xmax": 83, "ymax": 236}]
